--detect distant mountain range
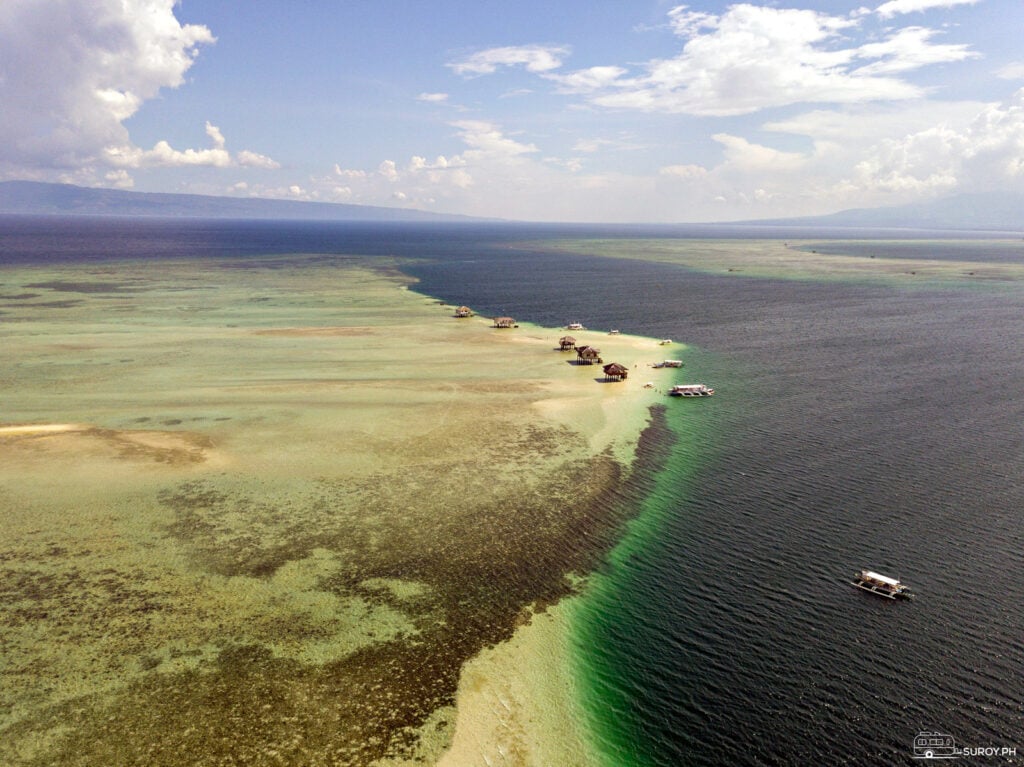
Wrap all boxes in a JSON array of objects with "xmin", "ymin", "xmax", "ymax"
[
  {"xmin": 0, "ymin": 180, "xmax": 483, "ymax": 223},
  {"xmin": 1, "ymin": 180, "xmax": 1022, "ymax": 231},
  {"xmin": 745, "ymin": 191, "xmax": 1024, "ymax": 232}
]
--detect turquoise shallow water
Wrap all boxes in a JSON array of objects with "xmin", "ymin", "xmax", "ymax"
[{"xmin": 569, "ymin": 389, "xmax": 717, "ymax": 767}]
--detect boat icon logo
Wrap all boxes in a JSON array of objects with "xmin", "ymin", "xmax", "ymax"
[{"xmin": 913, "ymin": 731, "xmax": 959, "ymax": 759}]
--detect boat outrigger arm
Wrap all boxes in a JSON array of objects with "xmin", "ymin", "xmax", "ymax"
[{"xmin": 852, "ymin": 569, "xmax": 914, "ymax": 600}]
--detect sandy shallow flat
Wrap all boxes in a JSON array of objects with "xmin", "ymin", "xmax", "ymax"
[
  {"xmin": 543, "ymin": 237, "xmax": 1024, "ymax": 285},
  {"xmin": 0, "ymin": 254, "xmax": 680, "ymax": 766},
  {"xmin": 0, "ymin": 423, "xmax": 86, "ymax": 434}
]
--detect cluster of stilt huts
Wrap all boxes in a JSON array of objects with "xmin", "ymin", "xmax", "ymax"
[
  {"xmin": 450, "ymin": 304, "xmax": 712, "ymax": 395},
  {"xmin": 451, "ymin": 305, "xmax": 632, "ymax": 382}
]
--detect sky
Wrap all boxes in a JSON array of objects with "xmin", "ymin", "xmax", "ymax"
[{"xmin": 2, "ymin": 0, "xmax": 1023, "ymax": 223}]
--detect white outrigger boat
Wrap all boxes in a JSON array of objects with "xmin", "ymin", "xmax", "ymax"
[
  {"xmin": 851, "ymin": 570, "xmax": 913, "ymax": 600},
  {"xmin": 669, "ymin": 383, "xmax": 714, "ymax": 397}
]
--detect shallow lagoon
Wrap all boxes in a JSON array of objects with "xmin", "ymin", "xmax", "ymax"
[{"xmin": 0, "ymin": 252, "xmax": 679, "ymax": 765}]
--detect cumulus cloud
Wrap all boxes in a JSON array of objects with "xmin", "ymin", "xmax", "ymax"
[
  {"xmin": 875, "ymin": 0, "xmax": 979, "ymax": 19},
  {"xmin": 334, "ymin": 165, "xmax": 368, "ymax": 179},
  {"xmin": 0, "ymin": 0, "xmax": 211, "ymax": 169},
  {"xmin": 712, "ymin": 134, "xmax": 808, "ymax": 172},
  {"xmin": 236, "ymin": 150, "xmax": 281, "ymax": 169},
  {"xmin": 499, "ymin": 4, "xmax": 977, "ymax": 117},
  {"xmin": 408, "ymin": 155, "xmax": 472, "ymax": 188},
  {"xmin": 105, "ymin": 169, "xmax": 134, "ymax": 188},
  {"xmin": 853, "ymin": 88, "xmax": 1024, "ymax": 193},
  {"xmin": 378, "ymin": 160, "xmax": 399, "ymax": 181},
  {"xmin": 0, "ymin": 0, "xmax": 276, "ymax": 182},
  {"xmin": 562, "ymin": 4, "xmax": 979, "ymax": 116},
  {"xmin": 408, "ymin": 155, "xmax": 464, "ymax": 171},
  {"xmin": 449, "ymin": 45, "xmax": 569, "ymax": 76},
  {"xmin": 102, "ymin": 122, "xmax": 279, "ymax": 172},
  {"xmin": 301, "ymin": 120, "xmax": 551, "ymax": 214},
  {"xmin": 451, "ymin": 121, "xmax": 539, "ymax": 158}
]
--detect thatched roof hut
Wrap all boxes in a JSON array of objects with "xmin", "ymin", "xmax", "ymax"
[
  {"xmin": 559, "ymin": 335, "xmax": 576, "ymax": 350},
  {"xmin": 603, "ymin": 362, "xmax": 629, "ymax": 381},
  {"xmin": 493, "ymin": 316, "xmax": 517, "ymax": 328},
  {"xmin": 576, "ymin": 345, "xmax": 602, "ymax": 364},
  {"xmin": 454, "ymin": 306, "xmax": 473, "ymax": 318}
]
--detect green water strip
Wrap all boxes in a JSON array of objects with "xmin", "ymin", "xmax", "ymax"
[{"xmin": 569, "ymin": 378, "xmax": 715, "ymax": 767}]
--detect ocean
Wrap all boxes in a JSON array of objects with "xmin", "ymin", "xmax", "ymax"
[{"xmin": 2, "ymin": 216, "xmax": 1022, "ymax": 765}]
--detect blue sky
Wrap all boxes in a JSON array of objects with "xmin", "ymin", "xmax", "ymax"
[{"xmin": 2, "ymin": 0, "xmax": 1023, "ymax": 222}]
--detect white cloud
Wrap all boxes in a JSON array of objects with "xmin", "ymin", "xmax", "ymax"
[
  {"xmin": 102, "ymin": 122, "xmax": 279, "ymax": 170},
  {"xmin": 0, "ymin": 1, "xmax": 277, "ymax": 183},
  {"xmin": 143, "ymin": 140, "xmax": 232, "ymax": 167},
  {"xmin": 499, "ymin": 88, "xmax": 535, "ymax": 99},
  {"xmin": 416, "ymin": 92, "xmax": 449, "ymax": 103},
  {"xmin": 574, "ymin": 138, "xmax": 614, "ymax": 153},
  {"xmin": 667, "ymin": 6, "xmax": 720, "ymax": 37},
  {"xmin": 408, "ymin": 155, "xmax": 465, "ymax": 172},
  {"xmin": 660, "ymin": 164, "xmax": 708, "ymax": 179},
  {"xmin": 849, "ymin": 89, "xmax": 1024, "ymax": 194},
  {"xmin": 333, "ymin": 165, "xmax": 367, "ymax": 179},
  {"xmin": 0, "ymin": 0, "xmax": 213, "ymax": 172},
  {"xmin": 378, "ymin": 160, "xmax": 399, "ymax": 181},
  {"xmin": 236, "ymin": 150, "xmax": 281, "ymax": 169},
  {"xmin": 105, "ymin": 169, "xmax": 134, "ymax": 188},
  {"xmin": 551, "ymin": 66, "xmax": 628, "ymax": 93},
  {"xmin": 712, "ymin": 134, "xmax": 808, "ymax": 172},
  {"xmin": 852, "ymin": 26, "xmax": 977, "ymax": 76},
  {"xmin": 996, "ymin": 63, "xmax": 1024, "ymax": 81},
  {"xmin": 205, "ymin": 122, "xmax": 227, "ymax": 149},
  {"xmin": 547, "ymin": 4, "xmax": 977, "ymax": 116},
  {"xmin": 451, "ymin": 121, "xmax": 538, "ymax": 158},
  {"xmin": 449, "ymin": 45, "xmax": 570, "ymax": 76},
  {"xmin": 544, "ymin": 156, "xmax": 584, "ymax": 172},
  {"xmin": 875, "ymin": 0, "xmax": 979, "ymax": 19},
  {"xmin": 407, "ymin": 155, "xmax": 472, "ymax": 187}
]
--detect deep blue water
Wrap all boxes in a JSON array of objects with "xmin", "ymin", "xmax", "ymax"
[{"xmin": 3, "ymin": 216, "xmax": 1023, "ymax": 765}]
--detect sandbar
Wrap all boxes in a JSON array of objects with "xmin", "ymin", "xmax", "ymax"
[{"xmin": 542, "ymin": 237, "xmax": 1024, "ymax": 285}]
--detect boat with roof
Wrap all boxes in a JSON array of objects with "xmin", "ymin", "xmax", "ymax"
[
  {"xmin": 851, "ymin": 569, "xmax": 913, "ymax": 600},
  {"xmin": 669, "ymin": 383, "xmax": 714, "ymax": 397}
]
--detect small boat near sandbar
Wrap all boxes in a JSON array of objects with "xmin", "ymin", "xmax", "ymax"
[
  {"xmin": 669, "ymin": 383, "xmax": 714, "ymax": 397},
  {"xmin": 851, "ymin": 570, "xmax": 913, "ymax": 600}
]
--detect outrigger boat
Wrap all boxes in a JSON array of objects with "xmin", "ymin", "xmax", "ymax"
[
  {"xmin": 852, "ymin": 570, "xmax": 913, "ymax": 600},
  {"xmin": 669, "ymin": 383, "xmax": 714, "ymax": 397}
]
